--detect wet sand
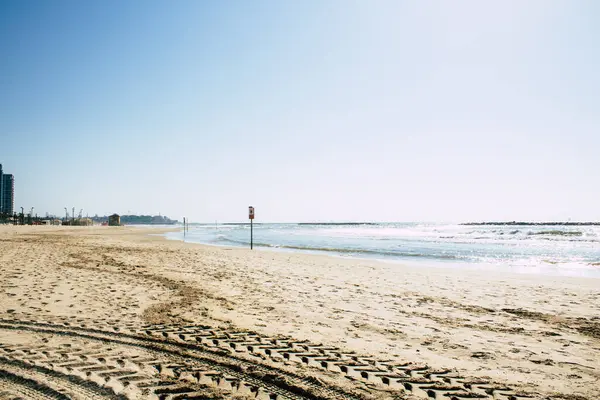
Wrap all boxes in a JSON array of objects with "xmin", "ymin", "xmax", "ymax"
[{"xmin": 0, "ymin": 225, "xmax": 598, "ymax": 399}]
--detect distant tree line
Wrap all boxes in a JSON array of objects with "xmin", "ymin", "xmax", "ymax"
[
  {"xmin": 0, "ymin": 211, "xmax": 44, "ymax": 225},
  {"xmin": 90, "ymin": 214, "xmax": 178, "ymax": 225},
  {"xmin": 0, "ymin": 212, "xmax": 13, "ymax": 224}
]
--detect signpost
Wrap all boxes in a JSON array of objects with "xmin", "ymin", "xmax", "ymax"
[{"xmin": 249, "ymin": 206, "xmax": 255, "ymax": 249}]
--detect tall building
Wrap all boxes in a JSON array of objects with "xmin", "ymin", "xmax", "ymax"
[
  {"xmin": 0, "ymin": 163, "xmax": 3, "ymax": 211},
  {"xmin": 0, "ymin": 164, "xmax": 15, "ymax": 215}
]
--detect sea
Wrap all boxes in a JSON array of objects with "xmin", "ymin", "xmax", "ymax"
[{"xmin": 164, "ymin": 223, "xmax": 600, "ymax": 278}]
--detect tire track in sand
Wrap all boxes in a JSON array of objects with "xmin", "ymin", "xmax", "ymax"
[
  {"xmin": 0, "ymin": 314, "xmax": 555, "ymax": 400},
  {"xmin": 0, "ymin": 316, "xmax": 357, "ymax": 400}
]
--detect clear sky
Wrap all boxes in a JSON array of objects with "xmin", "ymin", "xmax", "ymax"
[{"xmin": 1, "ymin": 0, "xmax": 598, "ymax": 222}]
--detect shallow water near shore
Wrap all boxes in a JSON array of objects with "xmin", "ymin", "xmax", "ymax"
[{"xmin": 165, "ymin": 222, "xmax": 600, "ymax": 278}]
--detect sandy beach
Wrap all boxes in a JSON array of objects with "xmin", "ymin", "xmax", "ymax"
[{"xmin": 0, "ymin": 226, "xmax": 598, "ymax": 400}]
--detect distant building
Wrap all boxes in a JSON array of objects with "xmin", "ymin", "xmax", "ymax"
[
  {"xmin": 75, "ymin": 218, "xmax": 93, "ymax": 226},
  {"xmin": 108, "ymin": 214, "xmax": 121, "ymax": 226},
  {"xmin": 0, "ymin": 164, "xmax": 3, "ymax": 212},
  {"xmin": 2, "ymin": 175, "xmax": 14, "ymax": 215},
  {"xmin": 0, "ymin": 164, "xmax": 15, "ymax": 215}
]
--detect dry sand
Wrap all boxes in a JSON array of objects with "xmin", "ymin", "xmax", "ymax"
[{"xmin": 0, "ymin": 225, "xmax": 598, "ymax": 400}]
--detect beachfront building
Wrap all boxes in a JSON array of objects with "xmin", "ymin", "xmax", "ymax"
[
  {"xmin": 0, "ymin": 164, "xmax": 15, "ymax": 215},
  {"xmin": 108, "ymin": 214, "xmax": 121, "ymax": 226}
]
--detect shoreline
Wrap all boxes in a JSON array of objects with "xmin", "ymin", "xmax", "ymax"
[
  {"xmin": 164, "ymin": 232, "xmax": 600, "ymax": 291},
  {"xmin": 462, "ymin": 221, "xmax": 600, "ymax": 226},
  {"xmin": 1, "ymin": 225, "xmax": 599, "ymax": 398},
  {"xmin": 163, "ymin": 229, "xmax": 600, "ymax": 279}
]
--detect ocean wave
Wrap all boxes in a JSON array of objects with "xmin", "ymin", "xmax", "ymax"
[
  {"xmin": 296, "ymin": 222, "xmax": 378, "ymax": 226},
  {"xmin": 529, "ymin": 230, "xmax": 583, "ymax": 236},
  {"xmin": 213, "ymin": 236, "xmax": 460, "ymax": 260}
]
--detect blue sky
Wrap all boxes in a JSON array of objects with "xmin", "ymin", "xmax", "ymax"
[{"xmin": 1, "ymin": 0, "xmax": 598, "ymax": 222}]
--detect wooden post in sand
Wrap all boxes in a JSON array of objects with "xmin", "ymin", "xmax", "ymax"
[{"xmin": 249, "ymin": 206, "xmax": 255, "ymax": 249}]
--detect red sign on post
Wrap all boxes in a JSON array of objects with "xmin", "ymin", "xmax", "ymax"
[{"xmin": 249, "ymin": 206, "xmax": 255, "ymax": 249}]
